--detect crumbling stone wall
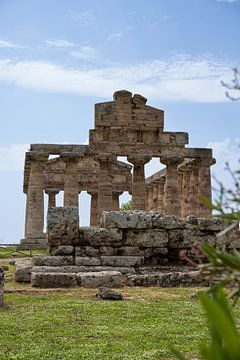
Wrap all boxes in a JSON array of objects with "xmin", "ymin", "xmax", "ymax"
[
  {"xmin": 15, "ymin": 207, "xmax": 235, "ymax": 288},
  {"xmin": 47, "ymin": 207, "xmax": 225, "ymax": 266}
]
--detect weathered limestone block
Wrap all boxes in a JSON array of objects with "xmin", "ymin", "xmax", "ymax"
[
  {"xmin": 31, "ymin": 272, "xmax": 78, "ymax": 288},
  {"xmin": 33, "ymin": 256, "xmax": 74, "ymax": 267},
  {"xmin": 101, "ymin": 211, "xmax": 153, "ymax": 229},
  {"xmin": 168, "ymin": 229, "xmax": 216, "ymax": 249},
  {"xmin": 99, "ymin": 246, "xmax": 118, "ymax": 256},
  {"xmin": 101, "ymin": 256, "xmax": 144, "ymax": 267},
  {"xmin": 125, "ymin": 229, "xmax": 168, "ymax": 248},
  {"xmin": 15, "ymin": 259, "xmax": 33, "ymax": 282},
  {"xmin": 32, "ymin": 266, "xmax": 135, "ymax": 275},
  {"xmin": 152, "ymin": 213, "xmax": 184, "ymax": 229},
  {"xmin": 0, "ymin": 267, "xmax": 4, "ymax": 307},
  {"xmin": 80, "ymin": 227, "xmax": 122, "ymax": 247},
  {"xmin": 97, "ymin": 287, "xmax": 123, "ymax": 300},
  {"xmin": 32, "ymin": 266, "xmax": 89, "ymax": 274},
  {"xmin": 186, "ymin": 216, "xmax": 224, "ymax": 231},
  {"xmin": 47, "ymin": 207, "xmax": 79, "ymax": 247},
  {"xmin": 75, "ymin": 257, "xmax": 101, "ymax": 266},
  {"xmin": 75, "ymin": 246, "xmax": 99, "ymax": 257},
  {"xmin": 127, "ymin": 271, "xmax": 208, "ymax": 287},
  {"xmin": 77, "ymin": 271, "xmax": 122, "ymax": 288},
  {"xmin": 51, "ymin": 245, "xmax": 74, "ymax": 256},
  {"xmin": 116, "ymin": 246, "xmax": 144, "ymax": 256}
]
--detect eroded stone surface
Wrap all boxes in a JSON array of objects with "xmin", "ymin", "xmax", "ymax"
[
  {"xmin": 31, "ymin": 272, "xmax": 77, "ymax": 288},
  {"xmin": 77, "ymin": 271, "xmax": 122, "ymax": 288},
  {"xmin": 33, "ymin": 256, "xmax": 74, "ymax": 267},
  {"xmin": 101, "ymin": 256, "xmax": 144, "ymax": 267}
]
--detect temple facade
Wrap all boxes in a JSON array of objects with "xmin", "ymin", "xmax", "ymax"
[{"xmin": 20, "ymin": 90, "xmax": 215, "ymax": 248}]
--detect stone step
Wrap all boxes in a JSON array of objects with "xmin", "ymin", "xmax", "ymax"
[
  {"xmin": 33, "ymin": 255, "xmax": 144, "ymax": 267},
  {"xmin": 31, "ymin": 271, "xmax": 122, "ymax": 288},
  {"xmin": 127, "ymin": 271, "xmax": 209, "ymax": 287}
]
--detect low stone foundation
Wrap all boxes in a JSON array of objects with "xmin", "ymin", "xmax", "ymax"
[{"xmin": 15, "ymin": 207, "xmax": 236, "ymax": 288}]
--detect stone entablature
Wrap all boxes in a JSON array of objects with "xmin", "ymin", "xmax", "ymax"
[{"xmin": 21, "ymin": 90, "xmax": 215, "ymax": 247}]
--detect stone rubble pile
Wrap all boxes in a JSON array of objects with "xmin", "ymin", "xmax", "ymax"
[{"xmin": 15, "ymin": 207, "xmax": 235, "ymax": 289}]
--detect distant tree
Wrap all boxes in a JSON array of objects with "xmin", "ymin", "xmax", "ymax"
[
  {"xmin": 221, "ymin": 67, "xmax": 240, "ymax": 101},
  {"xmin": 120, "ymin": 200, "xmax": 132, "ymax": 211}
]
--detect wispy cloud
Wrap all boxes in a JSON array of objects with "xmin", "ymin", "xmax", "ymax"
[
  {"xmin": 71, "ymin": 46, "xmax": 98, "ymax": 60},
  {"xmin": 217, "ymin": 0, "xmax": 240, "ymax": 3},
  {"xmin": 67, "ymin": 10, "xmax": 94, "ymax": 26},
  {"xmin": 0, "ymin": 39, "xmax": 25, "ymax": 49},
  {"xmin": 0, "ymin": 144, "xmax": 29, "ymax": 171},
  {"xmin": 46, "ymin": 39, "xmax": 75, "ymax": 48},
  {"xmin": 208, "ymin": 138, "xmax": 240, "ymax": 188},
  {"xmin": 107, "ymin": 33, "xmax": 123, "ymax": 42},
  {"xmin": 0, "ymin": 55, "xmax": 233, "ymax": 102}
]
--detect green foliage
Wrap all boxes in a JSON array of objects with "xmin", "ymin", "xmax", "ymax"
[
  {"xmin": 172, "ymin": 288, "xmax": 240, "ymax": 360},
  {"xmin": 120, "ymin": 200, "xmax": 132, "ymax": 211}
]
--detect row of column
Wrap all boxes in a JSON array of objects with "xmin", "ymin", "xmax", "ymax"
[
  {"xmin": 24, "ymin": 151, "xmax": 215, "ymax": 240},
  {"xmin": 146, "ymin": 157, "xmax": 215, "ymax": 218}
]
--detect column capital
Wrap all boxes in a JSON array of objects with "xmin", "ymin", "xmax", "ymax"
[
  {"xmin": 199, "ymin": 157, "xmax": 216, "ymax": 167},
  {"xmin": 87, "ymin": 190, "xmax": 98, "ymax": 196},
  {"xmin": 160, "ymin": 156, "xmax": 184, "ymax": 166},
  {"xmin": 112, "ymin": 190, "xmax": 123, "ymax": 196},
  {"xmin": 127, "ymin": 155, "xmax": 151, "ymax": 165},
  {"xmin": 95, "ymin": 154, "xmax": 117, "ymax": 163},
  {"xmin": 45, "ymin": 188, "xmax": 59, "ymax": 196}
]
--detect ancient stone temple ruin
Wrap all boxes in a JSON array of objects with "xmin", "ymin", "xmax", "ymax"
[{"xmin": 17, "ymin": 90, "xmax": 225, "ymax": 288}]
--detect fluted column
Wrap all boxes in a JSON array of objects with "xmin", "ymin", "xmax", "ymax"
[
  {"xmin": 25, "ymin": 152, "xmax": 48, "ymax": 239},
  {"xmin": 127, "ymin": 155, "xmax": 151, "ymax": 210},
  {"xmin": 157, "ymin": 176, "xmax": 165, "ymax": 213},
  {"xmin": 88, "ymin": 191, "xmax": 98, "ymax": 226},
  {"xmin": 112, "ymin": 191, "xmax": 123, "ymax": 211},
  {"xmin": 61, "ymin": 153, "xmax": 80, "ymax": 207},
  {"xmin": 45, "ymin": 189, "xmax": 59, "ymax": 208},
  {"xmin": 160, "ymin": 157, "xmax": 183, "ymax": 217},
  {"xmin": 198, "ymin": 158, "xmax": 216, "ymax": 217},
  {"xmin": 178, "ymin": 164, "xmax": 192, "ymax": 219},
  {"xmin": 97, "ymin": 154, "xmax": 116, "ymax": 220},
  {"xmin": 146, "ymin": 184, "xmax": 153, "ymax": 210},
  {"xmin": 152, "ymin": 180, "xmax": 159, "ymax": 211}
]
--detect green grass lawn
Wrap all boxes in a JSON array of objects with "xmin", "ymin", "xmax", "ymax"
[
  {"xmin": 0, "ymin": 262, "xmax": 239, "ymax": 360},
  {"xmin": 0, "ymin": 246, "xmax": 46, "ymax": 258}
]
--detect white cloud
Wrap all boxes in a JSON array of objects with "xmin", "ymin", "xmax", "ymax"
[
  {"xmin": 0, "ymin": 55, "xmax": 234, "ymax": 102},
  {"xmin": 46, "ymin": 39, "xmax": 75, "ymax": 48},
  {"xmin": 0, "ymin": 39, "xmax": 25, "ymax": 49},
  {"xmin": 67, "ymin": 10, "xmax": 94, "ymax": 26},
  {"xmin": 207, "ymin": 138, "xmax": 240, "ymax": 188},
  {"xmin": 217, "ymin": 0, "xmax": 240, "ymax": 3},
  {"xmin": 107, "ymin": 33, "xmax": 123, "ymax": 42},
  {"xmin": 71, "ymin": 46, "xmax": 98, "ymax": 60},
  {"xmin": 0, "ymin": 144, "xmax": 29, "ymax": 171}
]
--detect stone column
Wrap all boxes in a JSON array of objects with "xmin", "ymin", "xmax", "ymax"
[
  {"xmin": 179, "ymin": 164, "xmax": 192, "ymax": 219},
  {"xmin": 88, "ymin": 191, "xmax": 98, "ymax": 226},
  {"xmin": 152, "ymin": 180, "xmax": 160, "ymax": 211},
  {"xmin": 198, "ymin": 158, "xmax": 216, "ymax": 218},
  {"xmin": 188, "ymin": 160, "xmax": 201, "ymax": 217},
  {"xmin": 127, "ymin": 155, "xmax": 151, "ymax": 210},
  {"xmin": 157, "ymin": 176, "xmax": 165, "ymax": 213},
  {"xmin": 25, "ymin": 152, "xmax": 48, "ymax": 239},
  {"xmin": 160, "ymin": 157, "xmax": 183, "ymax": 217},
  {"xmin": 147, "ymin": 184, "xmax": 154, "ymax": 210},
  {"xmin": 61, "ymin": 153, "xmax": 80, "ymax": 207},
  {"xmin": 45, "ymin": 189, "xmax": 59, "ymax": 208},
  {"xmin": 97, "ymin": 154, "xmax": 116, "ymax": 220},
  {"xmin": 112, "ymin": 191, "xmax": 123, "ymax": 211}
]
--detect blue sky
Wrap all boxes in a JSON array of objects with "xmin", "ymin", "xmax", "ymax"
[{"xmin": 0, "ymin": 0, "xmax": 239, "ymax": 243}]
